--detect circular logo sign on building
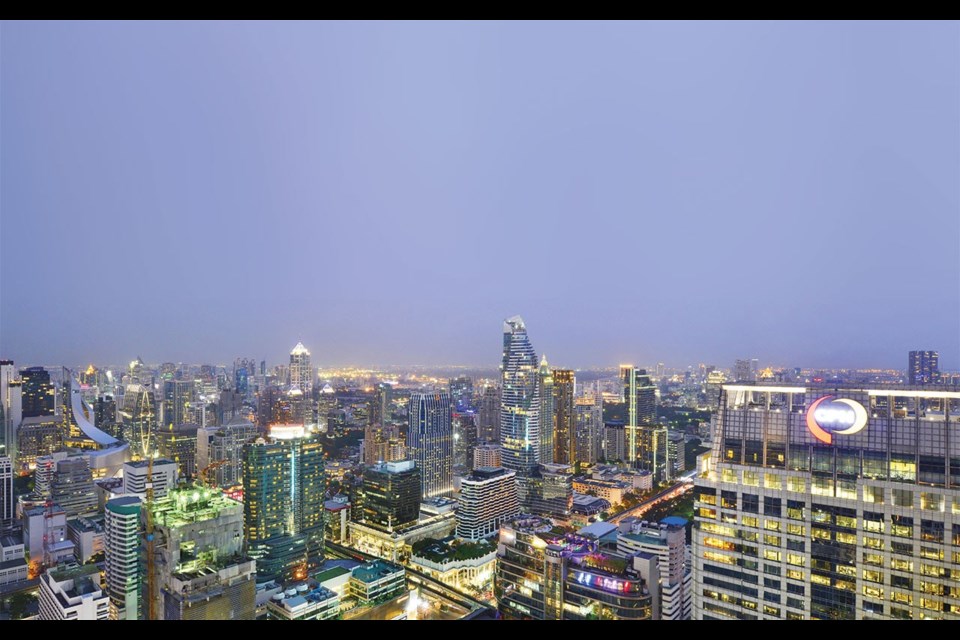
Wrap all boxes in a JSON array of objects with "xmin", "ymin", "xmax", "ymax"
[{"xmin": 805, "ymin": 395, "xmax": 868, "ymax": 444}]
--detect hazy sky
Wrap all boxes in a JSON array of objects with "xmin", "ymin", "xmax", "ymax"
[{"xmin": 2, "ymin": 21, "xmax": 958, "ymax": 371}]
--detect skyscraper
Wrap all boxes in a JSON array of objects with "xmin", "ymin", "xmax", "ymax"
[
  {"xmin": 733, "ymin": 359, "xmax": 754, "ymax": 383},
  {"xmin": 908, "ymin": 350, "xmax": 940, "ymax": 385},
  {"xmin": 449, "ymin": 376, "xmax": 474, "ymax": 412},
  {"xmin": 500, "ymin": 316, "xmax": 540, "ymax": 474},
  {"xmin": 552, "ymin": 369, "xmax": 575, "ymax": 465},
  {"xmin": 242, "ymin": 435, "xmax": 325, "ymax": 581},
  {"xmin": 453, "ymin": 412, "xmax": 478, "ymax": 469},
  {"xmin": 20, "ymin": 366, "xmax": 55, "ymax": 418},
  {"xmin": 575, "ymin": 394, "xmax": 603, "ymax": 466},
  {"xmin": 104, "ymin": 495, "xmax": 142, "ymax": 620},
  {"xmin": 621, "ymin": 365, "xmax": 656, "ymax": 467},
  {"xmin": 0, "ymin": 455, "xmax": 13, "ymax": 528},
  {"xmin": 361, "ymin": 459, "xmax": 422, "ymax": 530},
  {"xmin": 407, "ymin": 391, "xmax": 453, "ymax": 498},
  {"xmin": 289, "ymin": 342, "xmax": 313, "ymax": 394},
  {"xmin": 161, "ymin": 380, "xmax": 194, "ymax": 428},
  {"xmin": 538, "ymin": 356, "xmax": 554, "ymax": 465},
  {"xmin": 364, "ymin": 382, "xmax": 394, "ymax": 465},
  {"xmin": 478, "ymin": 385, "xmax": 500, "ymax": 443}
]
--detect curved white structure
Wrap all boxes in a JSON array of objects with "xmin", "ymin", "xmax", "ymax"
[
  {"xmin": 70, "ymin": 382, "xmax": 120, "ymax": 446},
  {"xmin": 68, "ymin": 372, "xmax": 130, "ymax": 476}
]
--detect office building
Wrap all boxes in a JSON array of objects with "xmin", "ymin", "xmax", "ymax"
[
  {"xmin": 496, "ymin": 515, "xmax": 658, "ymax": 620},
  {"xmin": 575, "ymin": 394, "xmax": 603, "ymax": 466},
  {"xmin": 365, "ymin": 382, "xmax": 394, "ymax": 465},
  {"xmin": 196, "ymin": 418, "xmax": 259, "ymax": 488},
  {"xmin": 500, "ymin": 316, "xmax": 541, "ymax": 474},
  {"xmin": 289, "ymin": 342, "xmax": 313, "ymax": 394},
  {"xmin": 668, "ymin": 431, "xmax": 685, "ymax": 476},
  {"xmin": 637, "ymin": 425, "xmax": 671, "ymax": 484},
  {"xmin": 693, "ymin": 382, "xmax": 960, "ymax": 620},
  {"xmin": 122, "ymin": 458, "xmax": 178, "ymax": 499},
  {"xmin": 617, "ymin": 517, "xmax": 693, "ymax": 620},
  {"xmin": 909, "ymin": 350, "xmax": 940, "ymax": 385},
  {"xmin": 348, "ymin": 560, "xmax": 405, "ymax": 605},
  {"xmin": 148, "ymin": 486, "xmax": 255, "ymax": 620},
  {"xmin": 518, "ymin": 463, "xmax": 573, "ymax": 518},
  {"xmin": 1, "ymin": 361, "xmax": 23, "ymax": 462},
  {"xmin": 155, "ymin": 422, "xmax": 199, "ymax": 478},
  {"xmin": 407, "ymin": 391, "xmax": 453, "ymax": 498},
  {"xmin": 17, "ymin": 416, "xmax": 60, "ymax": 467},
  {"xmin": 49, "ymin": 453, "xmax": 98, "ymax": 518},
  {"xmin": 604, "ymin": 422, "xmax": 626, "ymax": 463},
  {"xmin": 161, "ymin": 380, "xmax": 194, "ymax": 429},
  {"xmin": 119, "ymin": 384, "xmax": 157, "ymax": 457},
  {"xmin": 104, "ymin": 495, "xmax": 142, "ymax": 620},
  {"xmin": 242, "ymin": 435, "xmax": 325, "ymax": 581},
  {"xmin": 621, "ymin": 366, "xmax": 656, "ymax": 467},
  {"xmin": 453, "ymin": 412, "xmax": 478, "ymax": 469},
  {"xmin": 95, "ymin": 396, "xmax": 118, "ymax": 439},
  {"xmin": 449, "ymin": 376, "xmax": 474, "ymax": 412},
  {"xmin": 474, "ymin": 443, "xmax": 502, "ymax": 469},
  {"xmin": 456, "ymin": 467, "xmax": 520, "ymax": 540},
  {"xmin": 0, "ymin": 456, "xmax": 12, "ymax": 527},
  {"xmin": 538, "ymin": 357, "xmax": 555, "ymax": 465},
  {"xmin": 39, "ymin": 564, "xmax": 110, "ymax": 620},
  {"xmin": 478, "ymin": 385, "xmax": 500, "ymax": 443},
  {"xmin": 553, "ymin": 369, "xmax": 576, "ymax": 465},
  {"xmin": 361, "ymin": 459, "xmax": 422, "ymax": 531},
  {"xmin": 20, "ymin": 366, "xmax": 55, "ymax": 418}
]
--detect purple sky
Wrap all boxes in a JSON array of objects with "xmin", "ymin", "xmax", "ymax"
[{"xmin": 2, "ymin": 21, "xmax": 958, "ymax": 371}]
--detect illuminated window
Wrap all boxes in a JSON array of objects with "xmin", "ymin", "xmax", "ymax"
[
  {"xmin": 862, "ymin": 585, "xmax": 883, "ymax": 599},
  {"xmin": 863, "ymin": 553, "xmax": 884, "ymax": 566},
  {"xmin": 786, "ymin": 569, "xmax": 803, "ymax": 581},
  {"xmin": 786, "ymin": 524, "xmax": 805, "ymax": 536},
  {"xmin": 891, "ymin": 558, "xmax": 913, "ymax": 572},
  {"xmin": 786, "ymin": 554, "xmax": 805, "ymax": 567},
  {"xmin": 863, "ymin": 569, "xmax": 883, "ymax": 583},
  {"xmin": 742, "ymin": 471, "xmax": 760, "ymax": 487},
  {"xmin": 786, "ymin": 477, "xmax": 806, "ymax": 493},
  {"xmin": 742, "ymin": 516, "xmax": 758, "ymax": 528},
  {"xmin": 764, "ymin": 534, "xmax": 781, "ymax": 546},
  {"xmin": 764, "ymin": 474, "xmax": 781, "ymax": 490},
  {"xmin": 764, "ymin": 520, "xmax": 780, "ymax": 532}
]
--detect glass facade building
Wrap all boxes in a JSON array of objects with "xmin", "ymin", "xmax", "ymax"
[{"xmin": 694, "ymin": 383, "xmax": 960, "ymax": 620}]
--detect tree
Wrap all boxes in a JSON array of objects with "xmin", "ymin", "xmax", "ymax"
[{"xmin": 9, "ymin": 592, "xmax": 37, "ymax": 620}]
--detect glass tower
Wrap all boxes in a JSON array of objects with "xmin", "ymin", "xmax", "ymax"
[{"xmin": 500, "ymin": 316, "xmax": 541, "ymax": 475}]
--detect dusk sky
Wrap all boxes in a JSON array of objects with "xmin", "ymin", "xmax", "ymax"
[{"xmin": 2, "ymin": 21, "xmax": 958, "ymax": 371}]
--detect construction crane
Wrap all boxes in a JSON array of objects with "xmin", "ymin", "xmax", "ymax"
[
  {"xmin": 143, "ymin": 436, "xmax": 157, "ymax": 621},
  {"xmin": 198, "ymin": 460, "xmax": 228, "ymax": 488}
]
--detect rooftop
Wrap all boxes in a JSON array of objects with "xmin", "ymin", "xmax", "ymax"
[
  {"xmin": 350, "ymin": 560, "xmax": 403, "ymax": 584},
  {"xmin": 125, "ymin": 458, "xmax": 175, "ymax": 469},
  {"xmin": 313, "ymin": 566, "xmax": 351, "ymax": 583}
]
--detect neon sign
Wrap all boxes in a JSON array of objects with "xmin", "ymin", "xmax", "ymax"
[
  {"xmin": 805, "ymin": 395, "xmax": 868, "ymax": 444},
  {"xmin": 572, "ymin": 571, "xmax": 640, "ymax": 594}
]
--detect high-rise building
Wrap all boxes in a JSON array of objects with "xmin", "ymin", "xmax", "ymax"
[
  {"xmin": 617, "ymin": 517, "xmax": 693, "ymax": 620},
  {"xmin": 667, "ymin": 431, "xmax": 685, "ymax": 476},
  {"xmin": 575, "ymin": 394, "xmax": 603, "ymax": 466},
  {"xmin": 161, "ymin": 380, "xmax": 194, "ymax": 428},
  {"xmin": 733, "ymin": 359, "xmax": 754, "ymax": 383},
  {"xmin": 289, "ymin": 342, "xmax": 313, "ymax": 394},
  {"xmin": 242, "ymin": 435, "xmax": 325, "ymax": 581},
  {"xmin": 552, "ymin": 369, "xmax": 575, "ymax": 465},
  {"xmin": 603, "ymin": 422, "xmax": 626, "ymax": 462},
  {"xmin": 456, "ymin": 467, "xmax": 519, "ymax": 540},
  {"xmin": 0, "ymin": 456, "xmax": 13, "ymax": 528},
  {"xmin": 495, "ymin": 515, "xmax": 659, "ymax": 620},
  {"xmin": 636, "ymin": 425, "xmax": 671, "ymax": 484},
  {"xmin": 693, "ymin": 382, "xmax": 960, "ymax": 620},
  {"xmin": 500, "ymin": 316, "xmax": 540, "ymax": 474},
  {"xmin": 908, "ymin": 350, "xmax": 940, "ymax": 385},
  {"xmin": 621, "ymin": 365, "xmax": 656, "ymax": 467},
  {"xmin": 517, "ymin": 463, "xmax": 573, "ymax": 518},
  {"xmin": 364, "ymin": 382, "xmax": 394, "ymax": 465},
  {"xmin": 20, "ymin": 366, "xmax": 55, "ymax": 419},
  {"xmin": 119, "ymin": 384, "xmax": 157, "ymax": 458},
  {"xmin": 148, "ymin": 486, "xmax": 256, "ymax": 620},
  {"xmin": 122, "ymin": 459, "xmax": 178, "ymax": 499},
  {"xmin": 449, "ymin": 376, "xmax": 474, "ymax": 412},
  {"xmin": 49, "ymin": 453, "xmax": 98, "ymax": 518},
  {"xmin": 94, "ymin": 396, "xmax": 118, "ymax": 439},
  {"xmin": 1, "ymin": 361, "xmax": 22, "ymax": 461},
  {"xmin": 196, "ymin": 418, "xmax": 259, "ymax": 488},
  {"xmin": 453, "ymin": 412, "xmax": 478, "ymax": 469},
  {"xmin": 407, "ymin": 391, "xmax": 453, "ymax": 498},
  {"xmin": 538, "ymin": 357, "xmax": 555, "ymax": 465},
  {"xmin": 156, "ymin": 422, "xmax": 199, "ymax": 478},
  {"xmin": 361, "ymin": 459, "xmax": 422, "ymax": 531},
  {"xmin": 478, "ymin": 385, "xmax": 500, "ymax": 443},
  {"xmin": 39, "ymin": 564, "xmax": 110, "ymax": 620},
  {"xmin": 16, "ymin": 416, "xmax": 60, "ymax": 467},
  {"xmin": 473, "ymin": 443, "xmax": 502, "ymax": 469},
  {"xmin": 104, "ymin": 495, "xmax": 142, "ymax": 620}
]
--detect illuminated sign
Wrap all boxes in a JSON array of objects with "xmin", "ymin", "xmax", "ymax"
[
  {"xmin": 572, "ymin": 571, "xmax": 640, "ymax": 594},
  {"xmin": 805, "ymin": 395, "xmax": 868, "ymax": 444}
]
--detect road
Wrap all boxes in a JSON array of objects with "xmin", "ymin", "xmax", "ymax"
[{"xmin": 607, "ymin": 477, "xmax": 694, "ymax": 524}]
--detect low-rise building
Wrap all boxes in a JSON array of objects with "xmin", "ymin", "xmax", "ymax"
[
  {"xmin": 572, "ymin": 477, "xmax": 630, "ymax": 506},
  {"xmin": 408, "ymin": 538, "xmax": 496, "ymax": 595},
  {"xmin": 348, "ymin": 560, "xmax": 405, "ymax": 605},
  {"xmin": 38, "ymin": 563, "xmax": 110, "ymax": 620},
  {"xmin": 265, "ymin": 581, "xmax": 340, "ymax": 620}
]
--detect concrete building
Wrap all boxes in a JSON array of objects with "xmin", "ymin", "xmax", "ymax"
[
  {"xmin": 456, "ymin": 467, "xmax": 520, "ymax": 540},
  {"xmin": 572, "ymin": 477, "xmax": 631, "ymax": 506},
  {"xmin": 407, "ymin": 391, "xmax": 454, "ymax": 498},
  {"xmin": 617, "ymin": 516, "xmax": 693, "ymax": 620},
  {"xmin": 122, "ymin": 458, "xmax": 178, "ymax": 499},
  {"xmin": 348, "ymin": 559, "xmax": 405, "ymax": 604},
  {"xmin": 39, "ymin": 563, "xmax": 110, "ymax": 620},
  {"xmin": 409, "ymin": 538, "xmax": 496, "ymax": 595},
  {"xmin": 518, "ymin": 463, "xmax": 574, "ymax": 518},
  {"xmin": 265, "ymin": 581, "xmax": 339, "ymax": 620},
  {"xmin": 196, "ymin": 418, "xmax": 259, "ymax": 488},
  {"xmin": 473, "ymin": 443, "xmax": 501, "ymax": 469}
]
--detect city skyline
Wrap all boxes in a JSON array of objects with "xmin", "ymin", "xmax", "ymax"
[{"xmin": 2, "ymin": 21, "xmax": 957, "ymax": 369}]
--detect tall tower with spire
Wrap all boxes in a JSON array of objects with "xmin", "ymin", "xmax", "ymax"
[
  {"xmin": 499, "ymin": 316, "xmax": 540, "ymax": 474},
  {"xmin": 289, "ymin": 342, "xmax": 313, "ymax": 394},
  {"xmin": 538, "ymin": 355, "xmax": 554, "ymax": 465}
]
